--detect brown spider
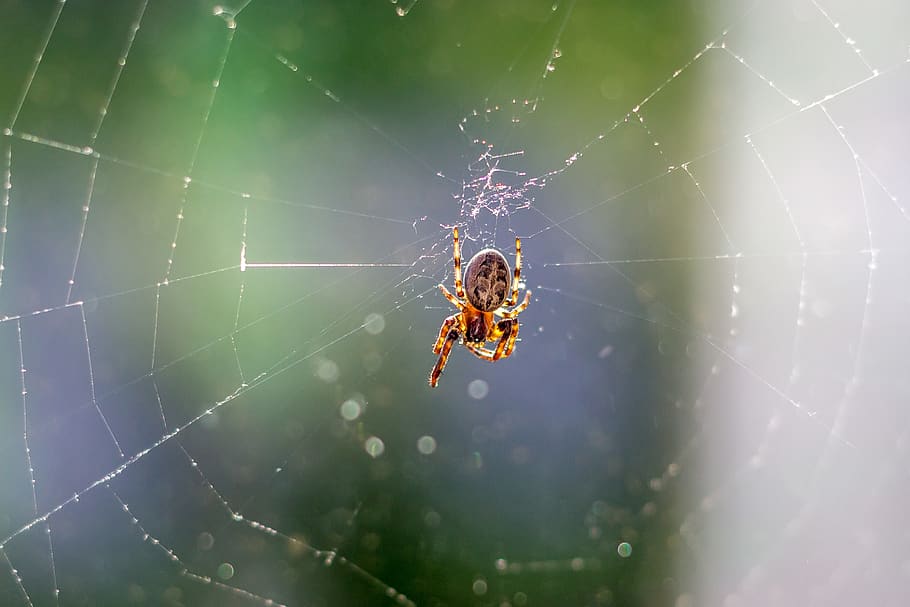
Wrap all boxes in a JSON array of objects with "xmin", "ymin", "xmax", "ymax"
[{"xmin": 429, "ymin": 227, "xmax": 532, "ymax": 387}]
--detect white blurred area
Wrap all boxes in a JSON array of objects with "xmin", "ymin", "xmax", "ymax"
[{"xmin": 694, "ymin": 1, "xmax": 910, "ymax": 605}]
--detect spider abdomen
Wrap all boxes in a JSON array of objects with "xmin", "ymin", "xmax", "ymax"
[{"xmin": 464, "ymin": 248, "xmax": 511, "ymax": 311}]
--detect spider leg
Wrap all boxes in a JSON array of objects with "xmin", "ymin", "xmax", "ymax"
[
  {"xmin": 452, "ymin": 227, "xmax": 465, "ymax": 299},
  {"xmin": 503, "ymin": 318, "xmax": 519, "ymax": 357},
  {"xmin": 500, "ymin": 290, "xmax": 532, "ymax": 319},
  {"xmin": 492, "ymin": 319, "xmax": 516, "ymax": 360},
  {"xmin": 464, "ymin": 342, "xmax": 497, "ymax": 361},
  {"xmin": 503, "ymin": 235, "xmax": 522, "ymax": 306},
  {"xmin": 438, "ymin": 284, "xmax": 464, "ymax": 309},
  {"xmin": 429, "ymin": 329, "xmax": 459, "ymax": 387},
  {"xmin": 433, "ymin": 315, "xmax": 459, "ymax": 354}
]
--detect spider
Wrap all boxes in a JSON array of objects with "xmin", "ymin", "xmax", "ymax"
[{"xmin": 429, "ymin": 227, "xmax": 532, "ymax": 387}]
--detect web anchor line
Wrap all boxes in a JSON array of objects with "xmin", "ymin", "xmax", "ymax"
[
  {"xmin": 239, "ymin": 242, "xmax": 416, "ymax": 272},
  {"xmin": 242, "ymin": 262, "xmax": 414, "ymax": 270}
]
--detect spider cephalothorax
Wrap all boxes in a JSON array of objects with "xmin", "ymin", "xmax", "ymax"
[{"xmin": 428, "ymin": 227, "xmax": 531, "ymax": 387}]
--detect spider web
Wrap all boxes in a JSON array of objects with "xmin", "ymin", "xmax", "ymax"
[{"xmin": 1, "ymin": 0, "xmax": 909, "ymax": 605}]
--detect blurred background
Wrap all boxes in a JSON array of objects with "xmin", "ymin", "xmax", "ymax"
[{"xmin": 0, "ymin": 0, "xmax": 908, "ymax": 605}]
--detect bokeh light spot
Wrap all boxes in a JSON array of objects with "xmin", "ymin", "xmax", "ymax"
[
  {"xmin": 196, "ymin": 532, "xmax": 214, "ymax": 551},
  {"xmin": 365, "ymin": 436, "xmax": 385, "ymax": 458},
  {"xmin": 217, "ymin": 562, "xmax": 234, "ymax": 580},
  {"xmin": 417, "ymin": 435, "xmax": 437, "ymax": 455},
  {"xmin": 472, "ymin": 578, "xmax": 488, "ymax": 595},
  {"xmin": 316, "ymin": 358, "xmax": 340, "ymax": 383},
  {"xmin": 364, "ymin": 312, "xmax": 386, "ymax": 335},
  {"xmin": 467, "ymin": 378, "xmax": 489, "ymax": 399},
  {"xmin": 340, "ymin": 399, "xmax": 363, "ymax": 421}
]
